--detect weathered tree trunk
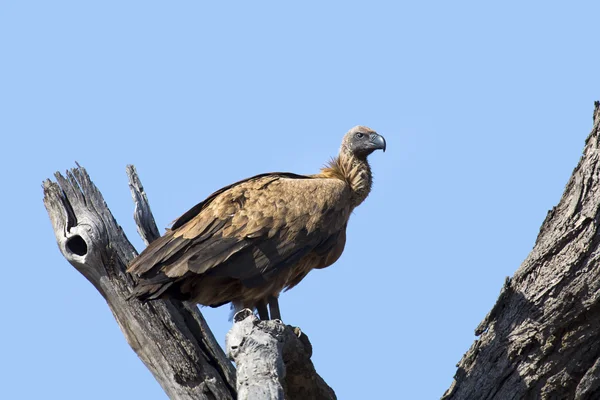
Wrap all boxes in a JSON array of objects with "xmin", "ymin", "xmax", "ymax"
[
  {"xmin": 227, "ymin": 309, "xmax": 336, "ymax": 400},
  {"xmin": 43, "ymin": 164, "xmax": 335, "ymax": 400},
  {"xmin": 443, "ymin": 102, "xmax": 600, "ymax": 400},
  {"xmin": 43, "ymin": 165, "xmax": 237, "ymax": 400}
]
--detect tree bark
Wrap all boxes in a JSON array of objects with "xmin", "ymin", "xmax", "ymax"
[
  {"xmin": 43, "ymin": 163, "xmax": 335, "ymax": 400},
  {"xmin": 443, "ymin": 101, "xmax": 600, "ymax": 400},
  {"xmin": 226, "ymin": 310, "xmax": 337, "ymax": 400},
  {"xmin": 43, "ymin": 165, "xmax": 236, "ymax": 400}
]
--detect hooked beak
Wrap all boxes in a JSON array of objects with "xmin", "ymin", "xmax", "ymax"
[{"xmin": 371, "ymin": 134, "xmax": 386, "ymax": 152}]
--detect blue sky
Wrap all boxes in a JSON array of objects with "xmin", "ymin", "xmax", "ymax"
[{"xmin": 2, "ymin": 2, "xmax": 600, "ymax": 399}]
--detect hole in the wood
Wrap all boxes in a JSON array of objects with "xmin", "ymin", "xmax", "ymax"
[{"xmin": 67, "ymin": 235, "xmax": 88, "ymax": 256}]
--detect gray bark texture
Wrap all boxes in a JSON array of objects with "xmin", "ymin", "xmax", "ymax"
[
  {"xmin": 43, "ymin": 163, "xmax": 335, "ymax": 400},
  {"xmin": 443, "ymin": 101, "xmax": 600, "ymax": 400},
  {"xmin": 226, "ymin": 309, "xmax": 337, "ymax": 400}
]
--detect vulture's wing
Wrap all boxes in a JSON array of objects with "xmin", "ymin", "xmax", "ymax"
[
  {"xmin": 127, "ymin": 172, "xmax": 350, "ymax": 301},
  {"xmin": 169, "ymin": 172, "xmax": 309, "ymax": 230}
]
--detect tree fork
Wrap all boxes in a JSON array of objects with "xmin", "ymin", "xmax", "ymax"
[{"xmin": 43, "ymin": 164, "xmax": 334, "ymax": 400}]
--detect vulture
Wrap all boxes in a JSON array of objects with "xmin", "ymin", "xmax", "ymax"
[{"xmin": 127, "ymin": 126, "xmax": 386, "ymax": 320}]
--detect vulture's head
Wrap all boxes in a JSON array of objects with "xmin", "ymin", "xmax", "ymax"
[{"xmin": 341, "ymin": 126, "xmax": 386, "ymax": 159}]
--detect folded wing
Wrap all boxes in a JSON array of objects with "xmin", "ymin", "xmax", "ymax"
[{"xmin": 127, "ymin": 172, "xmax": 350, "ymax": 304}]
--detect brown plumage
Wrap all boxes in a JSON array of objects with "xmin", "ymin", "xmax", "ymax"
[{"xmin": 127, "ymin": 126, "xmax": 386, "ymax": 320}]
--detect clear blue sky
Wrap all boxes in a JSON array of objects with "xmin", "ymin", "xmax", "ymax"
[{"xmin": 2, "ymin": 2, "xmax": 600, "ymax": 399}]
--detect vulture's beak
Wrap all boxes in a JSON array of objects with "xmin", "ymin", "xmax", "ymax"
[{"xmin": 371, "ymin": 134, "xmax": 386, "ymax": 152}]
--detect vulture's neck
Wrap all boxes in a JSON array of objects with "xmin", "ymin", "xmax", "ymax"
[{"xmin": 319, "ymin": 151, "xmax": 372, "ymax": 208}]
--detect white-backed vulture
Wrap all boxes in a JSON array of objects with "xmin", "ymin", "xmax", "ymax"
[{"xmin": 127, "ymin": 126, "xmax": 386, "ymax": 320}]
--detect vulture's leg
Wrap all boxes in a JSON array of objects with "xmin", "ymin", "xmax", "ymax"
[
  {"xmin": 268, "ymin": 295, "xmax": 281, "ymax": 320},
  {"xmin": 255, "ymin": 299, "xmax": 269, "ymax": 320}
]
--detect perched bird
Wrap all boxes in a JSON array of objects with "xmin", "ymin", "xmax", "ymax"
[{"xmin": 127, "ymin": 126, "xmax": 386, "ymax": 320}]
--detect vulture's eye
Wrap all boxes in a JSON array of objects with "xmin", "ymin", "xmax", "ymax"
[{"xmin": 355, "ymin": 132, "xmax": 364, "ymax": 139}]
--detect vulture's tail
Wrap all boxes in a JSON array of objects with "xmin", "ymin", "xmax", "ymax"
[{"xmin": 126, "ymin": 279, "xmax": 176, "ymax": 302}]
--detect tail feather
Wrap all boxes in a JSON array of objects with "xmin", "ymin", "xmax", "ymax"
[{"xmin": 126, "ymin": 279, "xmax": 173, "ymax": 301}]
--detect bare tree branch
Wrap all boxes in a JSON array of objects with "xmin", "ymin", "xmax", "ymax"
[
  {"xmin": 443, "ymin": 101, "xmax": 600, "ymax": 400},
  {"xmin": 227, "ymin": 309, "xmax": 286, "ymax": 400},
  {"xmin": 43, "ymin": 165, "xmax": 236, "ymax": 400},
  {"xmin": 226, "ymin": 310, "xmax": 337, "ymax": 400},
  {"xmin": 126, "ymin": 164, "xmax": 160, "ymax": 245}
]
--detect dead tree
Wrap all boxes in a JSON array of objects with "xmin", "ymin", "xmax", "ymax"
[
  {"xmin": 46, "ymin": 102, "xmax": 600, "ymax": 400},
  {"xmin": 443, "ymin": 101, "xmax": 600, "ymax": 399},
  {"xmin": 43, "ymin": 164, "xmax": 335, "ymax": 400}
]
